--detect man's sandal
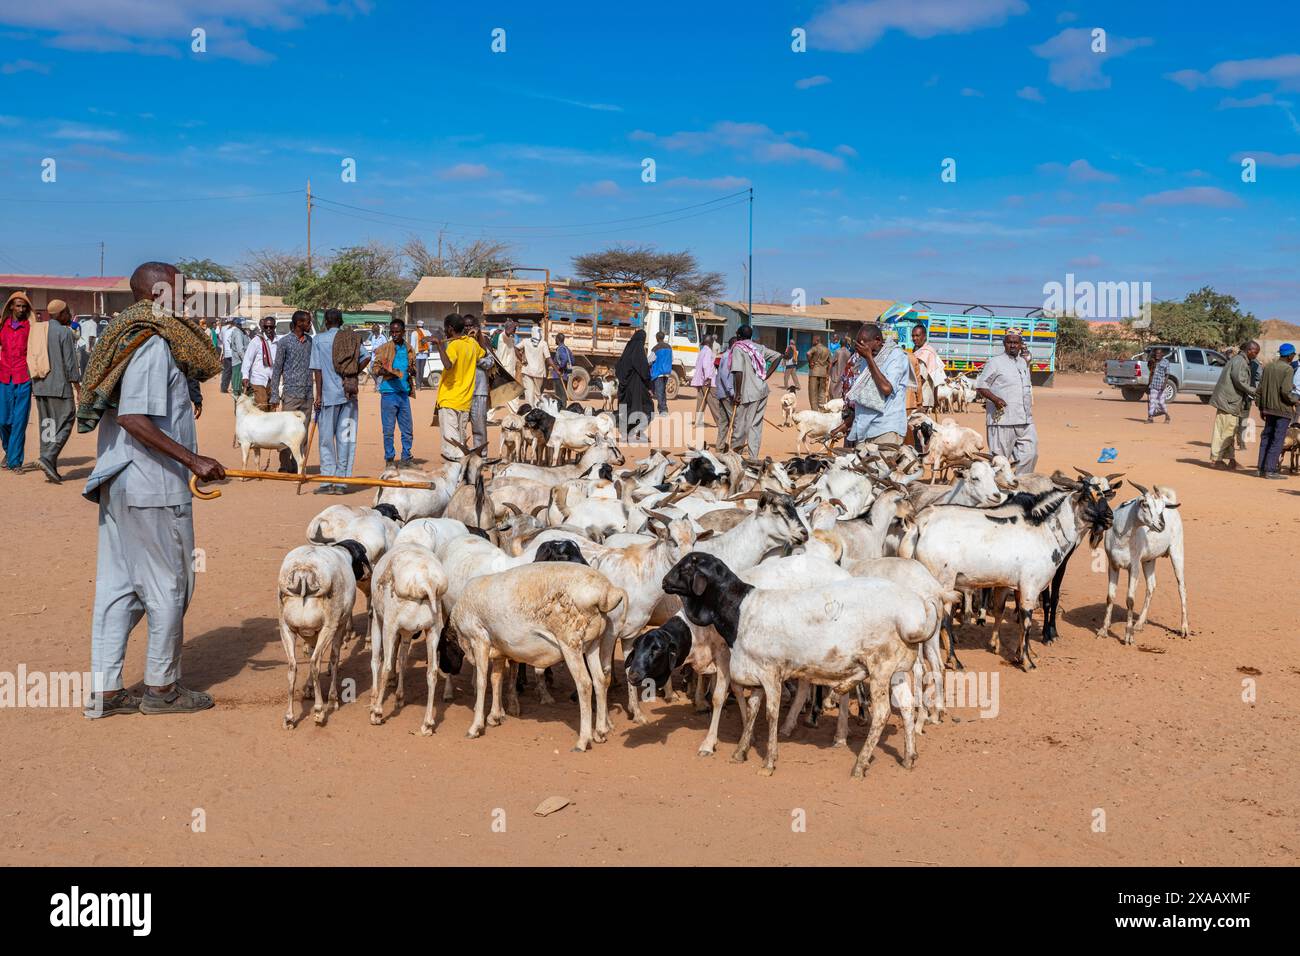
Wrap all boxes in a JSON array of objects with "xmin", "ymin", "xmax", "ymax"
[
  {"xmin": 140, "ymin": 685, "xmax": 215, "ymax": 715},
  {"xmin": 83, "ymin": 689, "xmax": 143, "ymax": 719}
]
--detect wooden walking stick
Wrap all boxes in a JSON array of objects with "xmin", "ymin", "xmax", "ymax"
[{"xmin": 189, "ymin": 470, "xmax": 437, "ymax": 501}]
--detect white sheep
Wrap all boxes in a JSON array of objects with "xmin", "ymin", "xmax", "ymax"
[
  {"xmin": 367, "ymin": 544, "xmax": 450, "ymax": 732},
  {"xmin": 448, "ymin": 562, "xmax": 627, "ymax": 752},
  {"xmin": 277, "ymin": 542, "xmax": 365, "ymax": 728}
]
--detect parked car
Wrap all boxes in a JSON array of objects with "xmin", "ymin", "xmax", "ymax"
[{"xmin": 1104, "ymin": 344, "xmax": 1227, "ymax": 404}]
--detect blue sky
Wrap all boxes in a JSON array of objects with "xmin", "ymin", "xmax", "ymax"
[{"xmin": 1, "ymin": 0, "xmax": 1297, "ymax": 320}]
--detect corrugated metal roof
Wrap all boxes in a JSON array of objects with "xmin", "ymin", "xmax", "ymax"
[{"xmin": 0, "ymin": 274, "xmax": 129, "ymax": 292}]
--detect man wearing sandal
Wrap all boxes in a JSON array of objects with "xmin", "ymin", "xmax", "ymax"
[{"xmin": 79, "ymin": 261, "xmax": 227, "ymax": 718}]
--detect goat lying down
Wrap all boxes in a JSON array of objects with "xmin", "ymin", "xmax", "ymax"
[{"xmin": 664, "ymin": 551, "xmax": 937, "ymax": 777}]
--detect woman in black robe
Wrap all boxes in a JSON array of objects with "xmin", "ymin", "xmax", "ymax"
[{"xmin": 616, "ymin": 328, "xmax": 653, "ymax": 442}]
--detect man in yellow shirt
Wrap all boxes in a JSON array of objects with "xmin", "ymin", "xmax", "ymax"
[{"xmin": 431, "ymin": 313, "xmax": 485, "ymax": 461}]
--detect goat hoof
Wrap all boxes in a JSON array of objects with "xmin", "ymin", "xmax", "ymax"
[
  {"xmin": 903, "ymin": 755, "xmax": 916, "ymax": 770},
  {"xmin": 832, "ymin": 738, "xmax": 848, "ymax": 749},
  {"xmin": 758, "ymin": 766, "xmax": 775, "ymax": 777},
  {"xmin": 465, "ymin": 727, "xmax": 483, "ymax": 739},
  {"xmin": 1095, "ymin": 627, "xmax": 1108, "ymax": 638},
  {"xmin": 697, "ymin": 748, "xmax": 715, "ymax": 758},
  {"xmin": 1041, "ymin": 633, "xmax": 1058, "ymax": 646},
  {"xmin": 486, "ymin": 714, "xmax": 503, "ymax": 727},
  {"xmin": 419, "ymin": 723, "xmax": 434, "ymax": 737},
  {"xmin": 729, "ymin": 750, "xmax": 747, "ymax": 763},
  {"xmin": 369, "ymin": 712, "xmax": 383, "ymax": 726},
  {"xmin": 282, "ymin": 716, "xmax": 293, "ymax": 730},
  {"xmin": 571, "ymin": 743, "xmax": 589, "ymax": 753}
]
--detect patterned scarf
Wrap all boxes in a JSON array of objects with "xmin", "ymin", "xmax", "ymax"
[
  {"xmin": 76, "ymin": 298, "xmax": 222, "ymax": 433},
  {"xmin": 731, "ymin": 339, "xmax": 767, "ymax": 377}
]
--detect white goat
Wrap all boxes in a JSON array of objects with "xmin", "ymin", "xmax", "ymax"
[
  {"xmin": 235, "ymin": 394, "xmax": 307, "ymax": 474},
  {"xmin": 1097, "ymin": 483, "xmax": 1188, "ymax": 644}
]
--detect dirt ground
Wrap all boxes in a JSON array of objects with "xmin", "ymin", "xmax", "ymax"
[{"xmin": 1, "ymin": 373, "xmax": 1295, "ymax": 866}]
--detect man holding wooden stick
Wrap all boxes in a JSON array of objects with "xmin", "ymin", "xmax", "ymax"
[{"xmin": 80, "ymin": 261, "xmax": 226, "ymax": 718}]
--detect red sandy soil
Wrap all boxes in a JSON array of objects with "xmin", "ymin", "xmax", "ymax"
[{"xmin": 0, "ymin": 374, "xmax": 1295, "ymax": 866}]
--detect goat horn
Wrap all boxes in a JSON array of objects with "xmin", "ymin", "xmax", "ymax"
[
  {"xmin": 529, "ymin": 504, "xmax": 548, "ymax": 518},
  {"xmin": 1074, "ymin": 466, "xmax": 1095, "ymax": 479},
  {"xmin": 446, "ymin": 437, "xmax": 469, "ymax": 454},
  {"xmin": 727, "ymin": 489, "xmax": 764, "ymax": 502},
  {"xmin": 1105, "ymin": 472, "xmax": 1125, "ymax": 482},
  {"xmin": 503, "ymin": 502, "xmax": 523, "ymax": 516},
  {"xmin": 1130, "ymin": 480, "xmax": 1149, "ymax": 495}
]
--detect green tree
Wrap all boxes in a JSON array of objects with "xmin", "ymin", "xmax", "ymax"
[
  {"xmin": 176, "ymin": 257, "xmax": 236, "ymax": 282},
  {"xmin": 1182, "ymin": 285, "xmax": 1259, "ymax": 346},
  {"xmin": 284, "ymin": 259, "xmax": 370, "ymax": 312},
  {"xmin": 571, "ymin": 245, "xmax": 725, "ymax": 309}
]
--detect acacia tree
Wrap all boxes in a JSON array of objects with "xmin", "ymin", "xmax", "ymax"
[
  {"xmin": 239, "ymin": 249, "xmax": 307, "ymax": 297},
  {"xmin": 402, "ymin": 236, "xmax": 515, "ymax": 277},
  {"xmin": 176, "ymin": 257, "xmax": 236, "ymax": 282},
  {"xmin": 571, "ymin": 245, "xmax": 724, "ymax": 308}
]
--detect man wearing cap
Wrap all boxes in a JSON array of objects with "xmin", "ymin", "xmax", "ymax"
[
  {"xmin": 1209, "ymin": 339, "xmax": 1260, "ymax": 469},
  {"xmin": 31, "ymin": 299, "xmax": 82, "ymax": 482},
  {"xmin": 241, "ymin": 315, "xmax": 279, "ymax": 410},
  {"xmin": 0, "ymin": 291, "xmax": 34, "ymax": 472},
  {"xmin": 81, "ymin": 261, "xmax": 225, "ymax": 717},
  {"xmin": 975, "ymin": 329, "xmax": 1037, "ymax": 475},
  {"xmin": 520, "ymin": 325, "xmax": 557, "ymax": 407},
  {"xmin": 1255, "ymin": 343, "xmax": 1298, "ymax": 479}
]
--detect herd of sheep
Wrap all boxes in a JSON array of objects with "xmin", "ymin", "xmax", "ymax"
[{"xmin": 274, "ymin": 394, "xmax": 1190, "ymax": 777}]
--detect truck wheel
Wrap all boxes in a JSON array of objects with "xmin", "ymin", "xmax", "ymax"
[
  {"xmin": 426, "ymin": 371, "xmax": 441, "ymax": 391},
  {"xmin": 1162, "ymin": 379, "xmax": 1177, "ymax": 404},
  {"xmin": 567, "ymin": 367, "xmax": 590, "ymax": 401},
  {"xmin": 1120, "ymin": 387, "xmax": 1144, "ymax": 402},
  {"xmin": 665, "ymin": 371, "xmax": 680, "ymax": 401}
]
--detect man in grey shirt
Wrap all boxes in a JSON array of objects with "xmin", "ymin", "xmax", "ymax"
[
  {"xmin": 84, "ymin": 261, "xmax": 225, "ymax": 718},
  {"xmin": 270, "ymin": 309, "xmax": 314, "ymax": 473},
  {"xmin": 310, "ymin": 308, "xmax": 360, "ymax": 495},
  {"xmin": 727, "ymin": 324, "xmax": 782, "ymax": 457},
  {"xmin": 975, "ymin": 329, "xmax": 1038, "ymax": 474},
  {"xmin": 33, "ymin": 298, "xmax": 82, "ymax": 482}
]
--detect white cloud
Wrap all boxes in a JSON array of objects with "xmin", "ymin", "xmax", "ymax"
[
  {"xmin": 53, "ymin": 122, "xmax": 123, "ymax": 142},
  {"xmin": 1166, "ymin": 54, "xmax": 1300, "ymax": 91},
  {"xmin": 1037, "ymin": 158, "xmax": 1118, "ymax": 183},
  {"xmin": 1016, "ymin": 85, "xmax": 1045, "ymax": 102},
  {"xmin": 1, "ymin": 59, "xmax": 49, "ymax": 74},
  {"xmin": 0, "ymin": 1, "xmax": 371, "ymax": 64},
  {"xmin": 960, "ymin": 87, "xmax": 983, "ymax": 97},
  {"xmin": 637, "ymin": 121, "xmax": 847, "ymax": 171},
  {"xmin": 576, "ymin": 179, "xmax": 621, "ymax": 197},
  {"xmin": 807, "ymin": 0, "xmax": 1027, "ymax": 53},
  {"xmin": 1141, "ymin": 186, "xmax": 1243, "ymax": 208},
  {"xmin": 439, "ymin": 163, "xmax": 493, "ymax": 181},
  {"xmin": 1032, "ymin": 27, "xmax": 1153, "ymax": 91},
  {"xmin": 1229, "ymin": 151, "xmax": 1300, "ymax": 168},
  {"xmin": 663, "ymin": 176, "xmax": 751, "ymax": 190},
  {"xmin": 1217, "ymin": 93, "xmax": 1279, "ymax": 109},
  {"xmin": 795, "ymin": 75, "xmax": 832, "ymax": 90}
]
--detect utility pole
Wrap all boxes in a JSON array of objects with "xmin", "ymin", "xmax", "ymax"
[
  {"xmin": 306, "ymin": 179, "xmax": 313, "ymax": 272},
  {"xmin": 437, "ymin": 226, "xmax": 444, "ymax": 263},
  {"xmin": 747, "ymin": 187, "xmax": 753, "ymax": 326},
  {"xmin": 98, "ymin": 241, "xmax": 104, "ymax": 277}
]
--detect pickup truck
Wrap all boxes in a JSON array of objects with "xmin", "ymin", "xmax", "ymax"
[{"xmin": 1104, "ymin": 344, "xmax": 1227, "ymax": 404}]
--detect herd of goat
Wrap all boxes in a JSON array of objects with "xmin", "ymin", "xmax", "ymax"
[{"xmin": 274, "ymin": 394, "xmax": 1190, "ymax": 777}]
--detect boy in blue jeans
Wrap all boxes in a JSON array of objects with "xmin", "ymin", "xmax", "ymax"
[{"xmin": 372, "ymin": 318, "xmax": 415, "ymax": 467}]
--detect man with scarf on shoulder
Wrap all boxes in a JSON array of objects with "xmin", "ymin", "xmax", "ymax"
[
  {"xmin": 727, "ymin": 325, "xmax": 782, "ymax": 457},
  {"xmin": 79, "ymin": 261, "xmax": 225, "ymax": 718},
  {"xmin": 241, "ymin": 315, "xmax": 279, "ymax": 410}
]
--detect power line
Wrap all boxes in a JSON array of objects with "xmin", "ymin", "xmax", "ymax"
[
  {"xmin": 311, "ymin": 196, "xmax": 751, "ymax": 242},
  {"xmin": 0, "ymin": 189, "xmax": 301, "ymax": 206},
  {"xmin": 310, "ymin": 188, "xmax": 751, "ymax": 231}
]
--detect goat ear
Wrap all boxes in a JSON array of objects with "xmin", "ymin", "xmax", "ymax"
[
  {"xmin": 1107, "ymin": 480, "xmax": 1122, "ymax": 494},
  {"xmin": 691, "ymin": 571, "xmax": 709, "ymax": 596},
  {"xmin": 695, "ymin": 529, "xmax": 716, "ymax": 541}
]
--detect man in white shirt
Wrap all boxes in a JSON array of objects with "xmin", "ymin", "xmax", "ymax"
[
  {"xmin": 218, "ymin": 319, "xmax": 236, "ymax": 392},
  {"xmin": 975, "ymin": 329, "xmax": 1037, "ymax": 474},
  {"xmin": 520, "ymin": 326, "xmax": 556, "ymax": 406},
  {"xmin": 241, "ymin": 316, "xmax": 279, "ymax": 409}
]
